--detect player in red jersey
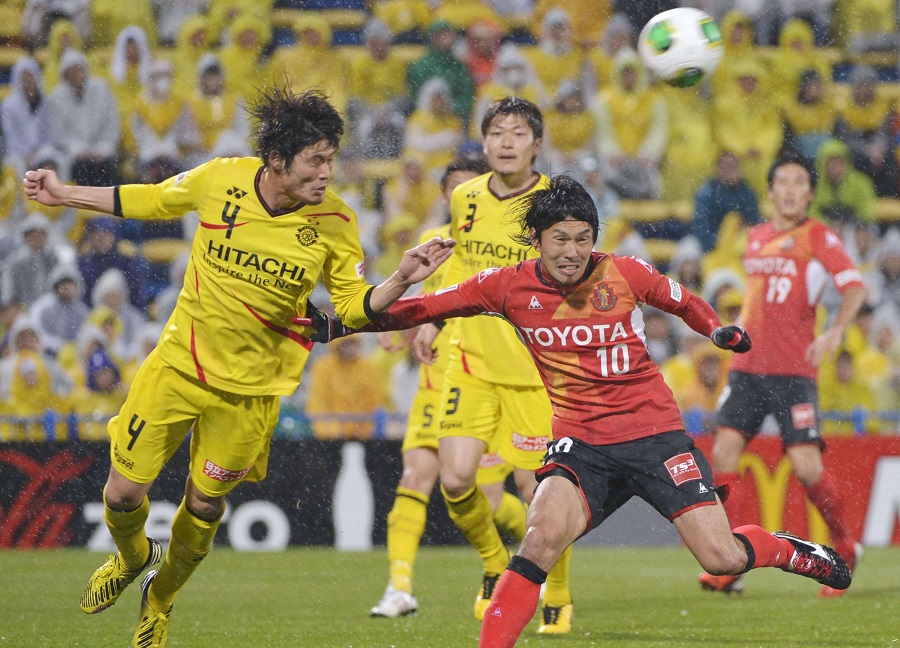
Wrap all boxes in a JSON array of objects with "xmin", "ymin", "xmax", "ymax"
[
  {"xmin": 300, "ymin": 176, "xmax": 853, "ymax": 647},
  {"xmin": 699, "ymin": 151, "xmax": 867, "ymax": 599}
]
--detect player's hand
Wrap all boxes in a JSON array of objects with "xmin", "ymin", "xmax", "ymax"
[
  {"xmin": 292, "ymin": 300, "xmax": 351, "ymax": 343},
  {"xmin": 413, "ymin": 322, "xmax": 441, "ymax": 365},
  {"xmin": 396, "ymin": 236, "xmax": 456, "ymax": 286},
  {"xmin": 23, "ymin": 168, "xmax": 68, "ymax": 207},
  {"xmin": 805, "ymin": 328, "xmax": 841, "ymax": 367},
  {"xmin": 711, "ymin": 325, "xmax": 752, "ymax": 353}
]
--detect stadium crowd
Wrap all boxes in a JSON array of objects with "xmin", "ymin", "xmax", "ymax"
[{"xmin": 0, "ymin": 0, "xmax": 899, "ymax": 441}]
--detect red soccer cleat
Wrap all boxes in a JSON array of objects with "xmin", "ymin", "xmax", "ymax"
[{"xmin": 698, "ymin": 573, "xmax": 744, "ymax": 594}]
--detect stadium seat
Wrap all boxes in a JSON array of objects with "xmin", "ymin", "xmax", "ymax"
[
  {"xmin": 141, "ymin": 238, "xmax": 191, "ymax": 265},
  {"xmin": 874, "ymin": 199, "xmax": 900, "ymax": 223}
]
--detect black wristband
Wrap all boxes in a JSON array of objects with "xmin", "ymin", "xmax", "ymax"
[
  {"xmin": 434, "ymin": 320, "xmax": 446, "ymax": 330},
  {"xmin": 113, "ymin": 185, "xmax": 123, "ymax": 217}
]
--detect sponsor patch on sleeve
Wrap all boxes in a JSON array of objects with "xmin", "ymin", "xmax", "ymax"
[
  {"xmin": 355, "ymin": 260, "xmax": 365, "ymax": 279},
  {"xmin": 668, "ymin": 278, "xmax": 683, "ymax": 302},
  {"xmin": 435, "ymin": 284, "xmax": 459, "ymax": 295},
  {"xmin": 833, "ymin": 268, "xmax": 862, "ymax": 288}
]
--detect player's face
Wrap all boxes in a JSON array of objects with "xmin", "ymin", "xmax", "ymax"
[
  {"xmin": 442, "ymin": 170, "xmax": 479, "ymax": 202},
  {"xmin": 483, "ymin": 114, "xmax": 541, "ymax": 176},
  {"xmin": 277, "ymin": 141, "xmax": 337, "ymax": 205},
  {"xmin": 768, "ymin": 163, "xmax": 813, "ymax": 224},
  {"xmin": 533, "ymin": 218, "xmax": 594, "ymax": 286}
]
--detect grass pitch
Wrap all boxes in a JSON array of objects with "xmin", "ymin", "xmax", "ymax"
[{"xmin": 1, "ymin": 546, "xmax": 897, "ymax": 647}]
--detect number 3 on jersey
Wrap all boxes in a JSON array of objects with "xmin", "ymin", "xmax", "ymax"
[
  {"xmin": 461, "ymin": 203, "xmax": 477, "ymax": 232},
  {"xmin": 766, "ymin": 276, "xmax": 792, "ymax": 303}
]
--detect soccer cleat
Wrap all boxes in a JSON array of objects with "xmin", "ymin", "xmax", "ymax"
[
  {"xmin": 698, "ymin": 573, "xmax": 744, "ymax": 594},
  {"xmin": 474, "ymin": 573, "xmax": 501, "ymax": 620},
  {"xmin": 536, "ymin": 603, "xmax": 573, "ymax": 634},
  {"xmin": 370, "ymin": 584, "xmax": 418, "ymax": 618},
  {"xmin": 819, "ymin": 541, "xmax": 862, "ymax": 598},
  {"xmin": 773, "ymin": 531, "xmax": 852, "ymax": 591},
  {"xmin": 80, "ymin": 538, "xmax": 163, "ymax": 614},
  {"xmin": 131, "ymin": 570, "xmax": 172, "ymax": 648}
]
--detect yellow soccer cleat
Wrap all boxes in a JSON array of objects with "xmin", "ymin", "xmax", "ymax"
[
  {"xmin": 131, "ymin": 571, "xmax": 172, "ymax": 648},
  {"xmin": 537, "ymin": 603, "xmax": 573, "ymax": 634},
  {"xmin": 473, "ymin": 573, "xmax": 501, "ymax": 620},
  {"xmin": 80, "ymin": 538, "xmax": 162, "ymax": 614}
]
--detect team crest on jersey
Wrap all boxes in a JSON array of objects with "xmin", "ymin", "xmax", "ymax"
[
  {"xmin": 590, "ymin": 282, "xmax": 618, "ymax": 311},
  {"xmin": 295, "ymin": 225, "xmax": 319, "ymax": 246},
  {"xmin": 226, "ymin": 186, "xmax": 247, "ymax": 199}
]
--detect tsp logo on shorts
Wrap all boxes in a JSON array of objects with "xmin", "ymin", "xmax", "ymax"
[
  {"xmin": 296, "ymin": 225, "xmax": 319, "ymax": 246},
  {"xmin": 664, "ymin": 453, "xmax": 702, "ymax": 485},
  {"xmin": 791, "ymin": 403, "xmax": 816, "ymax": 430}
]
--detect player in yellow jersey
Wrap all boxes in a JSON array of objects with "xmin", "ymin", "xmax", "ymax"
[
  {"xmin": 23, "ymin": 86, "xmax": 455, "ymax": 648},
  {"xmin": 412, "ymin": 97, "xmax": 574, "ymax": 633},
  {"xmin": 370, "ymin": 156, "xmax": 530, "ymax": 618}
]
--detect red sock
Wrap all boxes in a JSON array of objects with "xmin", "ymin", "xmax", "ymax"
[
  {"xmin": 715, "ymin": 471, "xmax": 742, "ymax": 527},
  {"xmin": 805, "ymin": 471, "xmax": 851, "ymax": 544},
  {"xmin": 479, "ymin": 569, "xmax": 542, "ymax": 648},
  {"xmin": 733, "ymin": 525, "xmax": 795, "ymax": 570}
]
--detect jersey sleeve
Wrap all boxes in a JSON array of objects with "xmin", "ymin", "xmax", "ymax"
[
  {"xmin": 435, "ymin": 184, "xmax": 470, "ymax": 289},
  {"xmin": 363, "ymin": 265, "xmax": 512, "ymax": 332},
  {"xmin": 812, "ymin": 226, "xmax": 864, "ymax": 292},
  {"xmin": 321, "ymin": 207, "xmax": 375, "ymax": 330},
  {"xmin": 117, "ymin": 159, "xmax": 215, "ymax": 220},
  {"xmin": 614, "ymin": 255, "xmax": 720, "ymax": 336}
]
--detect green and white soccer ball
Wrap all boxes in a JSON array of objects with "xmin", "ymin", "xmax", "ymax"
[{"xmin": 638, "ymin": 7, "xmax": 723, "ymax": 88}]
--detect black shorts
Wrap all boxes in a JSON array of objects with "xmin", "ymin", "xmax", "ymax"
[
  {"xmin": 535, "ymin": 431, "xmax": 718, "ymax": 534},
  {"xmin": 716, "ymin": 371, "xmax": 823, "ymax": 449}
]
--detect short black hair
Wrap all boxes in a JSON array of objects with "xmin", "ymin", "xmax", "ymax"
[
  {"xmin": 481, "ymin": 96, "xmax": 543, "ymax": 140},
  {"xmin": 767, "ymin": 148, "xmax": 817, "ymax": 189},
  {"xmin": 511, "ymin": 175, "xmax": 599, "ymax": 246},
  {"xmin": 440, "ymin": 155, "xmax": 490, "ymax": 191},
  {"xmin": 248, "ymin": 85, "xmax": 344, "ymax": 171}
]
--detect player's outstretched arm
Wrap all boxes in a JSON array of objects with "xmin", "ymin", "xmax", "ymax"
[
  {"xmin": 368, "ymin": 236, "xmax": 456, "ymax": 313},
  {"xmin": 23, "ymin": 168, "xmax": 116, "ymax": 213}
]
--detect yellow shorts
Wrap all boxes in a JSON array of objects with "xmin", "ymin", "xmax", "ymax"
[
  {"xmin": 403, "ymin": 384, "xmax": 516, "ymax": 485},
  {"xmin": 436, "ymin": 362, "xmax": 552, "ymax": 471},
  {"xmin": 107, "ymin": 350, "xmax": 280, "ymax": 498}
]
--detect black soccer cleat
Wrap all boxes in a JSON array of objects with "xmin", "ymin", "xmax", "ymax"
[{"xmin": 774, "ymin": 531, "xmax": 852, "ymax": 591}]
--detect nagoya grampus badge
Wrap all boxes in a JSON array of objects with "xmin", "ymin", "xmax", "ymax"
[{"xmin": 591, "ymin": 282, "xmax": 618, "ymax": 311}]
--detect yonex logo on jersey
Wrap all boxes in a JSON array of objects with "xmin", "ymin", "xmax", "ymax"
[
  {"xmin": 590, "ymin": 283, "xmax": 617, "ymax": 311},
  {"xmin": 295, "ymin": 225, "xmax": 319, "ymax": 246},
  {"xmin": 226, "ymin": 186, "xmax": 247, "ymax": 199},
  {"xmin": 665, "ymin": 453, "xmax": 702, "ymax": 485},
  {"xmin": 528, "ymin": 295, "xmax": 543, "ymax": 309},
  {"xmin": 466, "ymin": 190, "xmax": 481, "ymax": 198}
]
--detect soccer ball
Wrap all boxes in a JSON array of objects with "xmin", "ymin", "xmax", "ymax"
[{"xmin": 638, "ymin": 8, "xmax": 723, "ymax": 88}]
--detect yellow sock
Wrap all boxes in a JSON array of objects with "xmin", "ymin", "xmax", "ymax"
[
  {"xmin": 442, "ymin": 485, "xmax": 508, "ymax": 575},
  {"xmin": 148, "ymin": 499, "xmax": 221, "ymax": 610},
  {"xmin": 387, "ymin": 487, "xmax": 429, "ymax": 594},
  {"xmin": 543, "ymin": 544, "xmax": 573, "ymax": 607},
  {"xmin": 103, "ymin": 488, "xmax": 150, "ymax": 570},
  {"xmin": 492, "ymin": 492, "xmax": 527, "ymax": 543}
]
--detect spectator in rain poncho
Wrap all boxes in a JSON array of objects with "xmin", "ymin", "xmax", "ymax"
[
  {"xmin": 870, "ymin": 227, "xmax": 900, "ymax": 313},
  {"xmin": 782, "ymin": 68, "xmax": 838, "ymax": 160},
  {"xmin": 771, "ymin": 18, "xmax": 832, "ymax": 106},
  {"xmin": 668, "ymin": 235, "xmax": 704, "ymax": 295},
  {"xmin": 172, "ymin": 16, "xmax": 214, "ymax": 99},
  {"xmin": 407, "ymin": 19, "xmax": 475, "ymax": 123},
  {"xmin": 403, "ymin": 77, "xmax": 465, "ymax": 179},
  {"xmin": 372, "ymin": 0, "xmax": 430, "ymax": 43},
  {"xmin": 0, "ymin": 213, "xmax": 65, "ymax": 308},
  {"xmin": 187, "ymin": 55, "xmax": 249, "ymax": 167},
  {"xmin": 459, "ymin": 18, "xmax": 503, "ymax": 91},
  {"xmin": 835, "ymin": 65, "xmax": 896, "ymax": 196},
  {"xmin": 46, "ymin": 48, "xmax": 121, "ymax": 187},
  {"xmin": 28, "ymin": 263, "xmax": 89, "ymax": 357},
  {"xmin": 710, "ymin": 11, "xmax": 765, "ymax": 99},
  {"xmin": 90, "ymin": 268, "xmax": 148, "ymax": 360},
  {"xmin": 121, "ymin": 321, "xmax": 162, "ymax": 385},
  {"xmin": 219, "ymin": 14, "xmax": 271, "ymax": 102},
  {"xmin": 382, "ymin": 154, "xmax": 441, "ymax": 223},
  {"xmin": 1, "ymin": 57, "xmax": 50, "ymax": 177},
  {"xmin": 347, "ymin": 19, "xmax": 408, "ymax": 160},
  {"xmin": 38, "ymin": 19, "xmax": 83, "ymax": 94},
  {"xmin": 544, "ymin": 80, "xmax": 595, "ymax": 174},
  {"xmin": 525, "ymin": 8, "xmax": 584, "ymax": 102},
  {"xmin": 22, "ymin": 0, "xmax": 89, "ymax": 50},
  {"xmin": 832, "ymin": 0, "xmax": 897, "ymax": 52},
  {"xmin": 127, "ymin": 59, "xmax": 202, "ymax": 176},
  {"xmin": 692, "ymin": 151, "xmax": 761, "ymax": 253},
  {"xmin": 108, "ymin": 26, "xmax": 152, "ymax": 122},
  {"xmin": 432, "ymin": 0, "xmax": 500, "ymax": 32},
  {"xmin": 810, "ymin": 138, "xmax": 876, "ymax": 225},
  {"xmin": 71, "ymin": 344, "xmax": 127, "ymax": 440},
  {"xmin": 89, "ymin": 0, "xmax": 157, "ymax": 49},
  {"xmin": 77, "ymin": 217, "xmax": 145, "ymax": 310},
  {"xmin": 592, "ymin": 48, "xmax": 668, "ymax": 199},
  {"xmin": 586, "ymin": 13, "xmax": 633, "ymax": 94},
  {"xmin": 659, "ymin": 82, "xmax": 716, "ymax": 202},
  {"xmin": 471, "ymin": 43, "xmax": 544, "ymax": 138}
]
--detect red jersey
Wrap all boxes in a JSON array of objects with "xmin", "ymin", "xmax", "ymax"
[
  {"xmin": 731, "ymin": 219, "xmax": 864, "ymax": 379},
  {"xmin": 371, "ymin": 252, "xmax": 721, "ymax": 446}
]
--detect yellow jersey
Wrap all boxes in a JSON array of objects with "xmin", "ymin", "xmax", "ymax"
[
  {"xmin": 440, "ymin": 172, "xmax": 548, "ymax": 386},
  {"xmin": 418, "ymin": 224, "xmax": 452, "ymax": 391},
  {"xmin": 117, "ymin": 157, "xmax": 374, "ymax": 396}
]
